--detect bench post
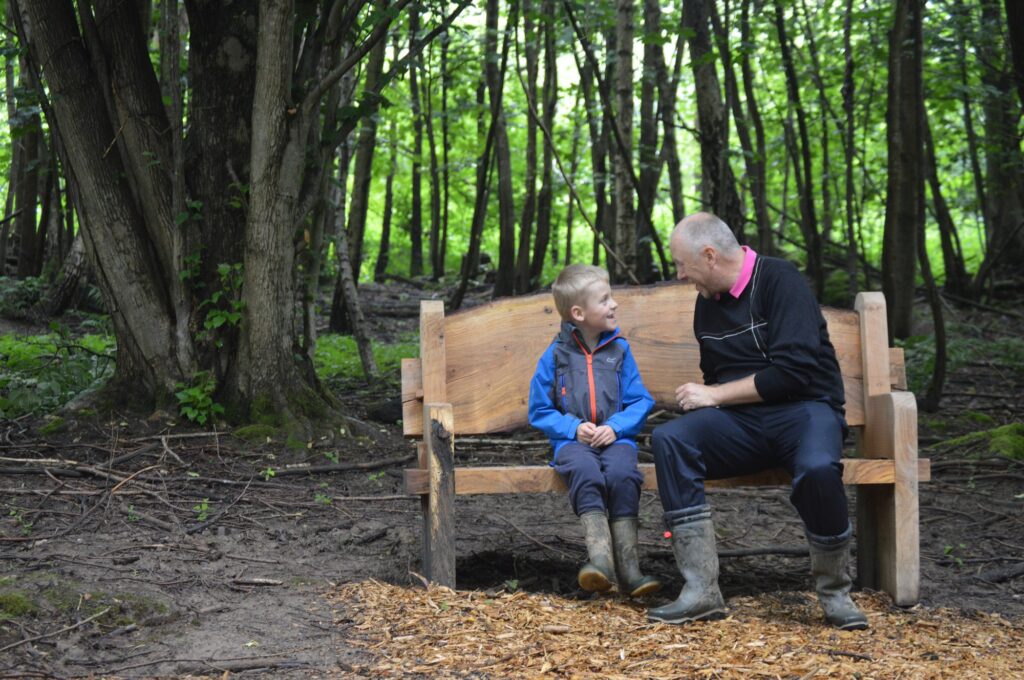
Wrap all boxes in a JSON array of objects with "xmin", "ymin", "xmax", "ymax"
[
  {"xmin": 424, "ymin": 403, "xmax": 456, "ymax": 587},
  {"xmin": 418, "ymin": 300, "xmax": 451, "ymax": 585},
  {"xmin": 854, "ymin": 292, "xmax": 920, "ymax": 605}
]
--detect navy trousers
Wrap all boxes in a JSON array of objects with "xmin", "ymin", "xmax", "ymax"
[
  {"xmin": 554, "ymin": 442, "xmax": 644, "ymax": 519},
  {"xmin": 652, "ymin": 400, "xmax": 850, "ymax": 538}
]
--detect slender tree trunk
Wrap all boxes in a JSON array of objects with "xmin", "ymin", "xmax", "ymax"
[
  {"xmin": 440, "ymin": 25, "xmax": 451, "ymax": 280},
  {"xmin": 35, "ymin": 232, "xmax": 87, "ymax": 317},
  {"xmin": 774, "ymin": 0, "xmax": 822, "ymax": 295},
  {"xmin": 842, "ymin": 0, "xmax": 858, "ymax": 302},
  {"xmin": 374, "ymin": 114, "xmax": 399, "ymax": 282},
  {"xmin": 335, "ymin": 202, "xmax": 378, "ymax": 379},
  {"xmin": 574, "ymin": 46, "xmax": 609, "ymax": 267},
  {"xmin": 882, "ymin": 0, "xmax": 924, "ymax": 340},
  {"xmin": 488, "ymin": 0, "xmax": 518, "ymax": 297},
  {"xmin": 423, "ymin": 45, "xmax": 444, "ymax": 280},
  {"xmin": 563, "ymin": 91, "xmax": 584, "ymax": 266},
  {"xmin": 408, "ymin": 6, "xmax": 425, "ymax": 277},
  {"xmin": 798, "ymin": 0, "xmax": 834, "ymax": 245},
  {"xmin": 530, "ymin": 0, "xmax": 556, "ymax": 285},
  {"xmin": 1004, "ymin": 0, "xmax": 1024, "ymax": 109},
  {"xmin": 740, "ymin": 0, "xmax": 769, "ymax": 253},
  {"xmin": 917, "ymin": 198, "xmax": 946, "ymax": 413},
  {"xmin": 515, "ymin": 0, "xmax": 538, "ymax": 292},
  {"xmin": 923, "ymin": 113, "xmax": 970, "ymax": 297},
  {"xmin": 659, "ymin": 22, "xmax": 686, "ymax": 225},
  {"xmin": 13, "ymin": 109, "xmax": 41, "ymax": 278},
  {"xmin": 953, "ymin": 0, "xmax": 989, "ymax": 260}
]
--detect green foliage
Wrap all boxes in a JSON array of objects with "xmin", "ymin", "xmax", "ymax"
[
  {"xmin": 315, "ymin": 333, "xmax": 417, "ymax": 385},
  {"xmin": 174, "ymin": 371, "xmax": 224, "ymax": 425},
  {"xmin": 0, "ymin": 276, "xmax": 45, "ymax": 318},
  {"xmin": 0, "ymin": 591, "xmax": 36, "ymax": 621},
  {"xmin": 192, "ymin": 498, "xmax": 210, "ymax": 522},
  {"xmin": 260, "ymin": 466, "xmax": 276, "ymax": 481},
  {"xmin": 200, "ymin": 263, "xmax": 245, "ymax": 342},
  {"xmin": 899, "ymin": 326, "xmax": 1024, "ymax": 395},
  {"xmin": 0, "ymin": 331, "xmax": 115, "ymax": 419}
]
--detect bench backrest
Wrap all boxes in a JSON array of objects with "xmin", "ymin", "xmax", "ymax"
[{"xmin": 402, "ymin": 283, "xmax": 906, "ymax": 436}]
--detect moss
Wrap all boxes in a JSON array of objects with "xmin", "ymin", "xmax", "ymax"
[
  {"xmin": 38, "ymin": 416, "xmax": 67, "ymax": 435},
  {"xmin": 285, "ymin": 434, "xmax": 308, "ymax": 451},
  {"xmin": 0, "ymin": 591, "xmax": 36, "ymax": 621},
  {"xmin": 233, "ymin": 424, "xmax": 279, "ymax": 444},
  {"xmin": 251, "ymin": 395, "xmax": 283, "ymax": 427},
  {"xmin": 963, "ymin": 411, "xmax": 996, "ymax": 426},
  {"xmin": 944, "ymin": 423, "xmax": 1024, "ymax": 461},
  {"xmin": 110, "ymin": 592, "xmax": 170, "ymax": 626}
]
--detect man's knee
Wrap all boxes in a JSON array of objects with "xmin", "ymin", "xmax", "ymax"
[{"xmin": 795, "ymin": 459, "xmax": 843, "ymax": 489}]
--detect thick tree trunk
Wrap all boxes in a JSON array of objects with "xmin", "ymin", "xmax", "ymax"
[
  {"xmin": 636, "ymin": 0, "xmax": 660, "ymax": 280},
  {"xmin": 19, "ymin": 0, "xmax": 190, "ymax": 405},
  {"xmin": 13, "ymin": 113, "xmax": 41, "ymax": 278},
  {"xmin": 882, "ymin": 0, "xmax": 924, "ymax": 340}
]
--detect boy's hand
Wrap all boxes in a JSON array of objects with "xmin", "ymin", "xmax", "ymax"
[
  {"xmin": 590, "ymin": 425, "xmax": 617, "ymax": 448},
  {"xmin": 576, "ymin": 422, "xmax": 597, "ymax": 444}
]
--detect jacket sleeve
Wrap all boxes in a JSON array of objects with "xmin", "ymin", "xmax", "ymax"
[
  {"xmin": 528, "ymin": 345, "xmax": 582, "ymax": 441},
  {"xmin": 604, "ymin": 344, "xmax": 654, "ymax": 438},
  {"xmin": 752, "ymin": 261, "xmax": 827, "ymax": 401}
]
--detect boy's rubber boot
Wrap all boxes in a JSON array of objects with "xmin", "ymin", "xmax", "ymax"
[
  {"xmin": 577, "ymin": 511, "xmax": 615, "ymax": 592},
  {"xmin": 647, "ymin": 505, "xmax": 727, "ymax": 624},
  {"xmin": 609, "ymin": 517, "xmax": 662, "ymax": 597},
  {"xmin": 807, "ymin": 528, "xmax": 869, "ymax": 630}
]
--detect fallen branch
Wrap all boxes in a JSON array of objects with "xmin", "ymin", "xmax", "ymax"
[
  {"xmin": 273, "ymin": 453, "xmax": 414, "ymax": 476},
  {"xmin": 0, "ymin": 607, "xmax": 111, "ymax": 654}
]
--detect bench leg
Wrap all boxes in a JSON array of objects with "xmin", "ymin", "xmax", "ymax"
[
  {"xmin": 855, "ymin": 480, "xmax": 920, "ymax": 605},
  {"xmin": 424, "ymin": 403, "xmax": 456, "ymax": 588}
]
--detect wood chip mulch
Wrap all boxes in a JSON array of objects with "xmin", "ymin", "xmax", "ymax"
[{"xmin": 326, "ymin": 580, "xmax": 1023, "ymax": 678}]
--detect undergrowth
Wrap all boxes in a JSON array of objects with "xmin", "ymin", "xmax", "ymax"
[
  {"xmin": 0, "ymin": 328, "xmax": 417, "ymax": 420},
  {"xmin": 899, "ymin": 322, "xmax": 1024, "ymax": 395}
]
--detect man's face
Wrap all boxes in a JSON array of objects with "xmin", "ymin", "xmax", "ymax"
[
  {"xmin": 671, "ymin": 238, "xmax": 715, "ymax": 299},
  {"xmin": 572, "ymin": 281, "xmax": 618, "ymax": 336}
]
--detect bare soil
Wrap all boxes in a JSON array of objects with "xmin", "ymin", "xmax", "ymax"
[{"xmin": 1, "ymin": 282, "xmax": 1022, "ymax": 678}]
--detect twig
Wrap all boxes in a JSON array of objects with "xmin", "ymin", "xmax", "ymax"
[
  {"xmin": 271, "ymin": 454, "xmax": 414, "ymax": 476},
  {"xmin": 491, "ymin": 513, "xmax": 576, "ymax": 560},
  {"xmin": 0, "ymin": 607, "xmax": 111, "ymax": 654}
]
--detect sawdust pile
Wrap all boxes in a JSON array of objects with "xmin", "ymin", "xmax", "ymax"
[{"xmin": 328, "ymin": 580, "xmax": 1023, "ymax": 678}]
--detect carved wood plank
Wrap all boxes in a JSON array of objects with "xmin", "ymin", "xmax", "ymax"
[{"xmin": 403, "ymin": 458, "xmax": 931, "ymax": 495}]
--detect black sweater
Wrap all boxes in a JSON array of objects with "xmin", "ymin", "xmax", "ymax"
[{"xmin": 693, "ymin": 255, "xmax": 846, "ymax": 418}]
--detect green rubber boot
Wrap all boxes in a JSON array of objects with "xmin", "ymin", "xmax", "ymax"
[
  {"xmin": 578, "ymin": 511, "xmax": 615, "ymax": 592},
  {"xmin": 807, "ymin": 528, "xmax": 869, "ymax": 630},
  {"xmin": 610, "ymin": 517, "xmax": 662, "ymax": 597},
  {"xmin": 647, "ymin": 505, "xmax": 727, "ymax": 624}
]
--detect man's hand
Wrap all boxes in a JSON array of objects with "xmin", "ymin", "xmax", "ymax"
[
  {"xmin": 589, "ymin": 424, "xmax": 617, "ymax": 448},
  {"xmin": 576, "ymin": 421, "xmax": 597, "ymax": 444},
  {"xmin": 675, "ymin": 382, "xmax": 719, "ymax": 411}
]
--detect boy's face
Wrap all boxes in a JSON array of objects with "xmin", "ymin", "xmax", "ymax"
[{"xmin": 571, "ymin": 281, "xmax": 618, "ymax": 336}]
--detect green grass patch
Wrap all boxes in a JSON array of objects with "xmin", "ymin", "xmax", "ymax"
[
  {"xmin": 0, "ymin": 331, "xmax": 115, "ymax": 419},
  {"xmin": 314, "ymin": 333, "xmax": 418, "ymax": 385},
  {"xmin": 0, "ymin": 591, "xmax": 36, "ymax": 621}
]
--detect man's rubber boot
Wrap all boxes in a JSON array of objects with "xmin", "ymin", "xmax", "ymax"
[
  {"xmin": 578, "ymin": 511, "xmax": 615, "ymax": 592},
  {"xmin": 647, "ymin": 505, "xmax": 727, "ymax": 624},
  {"xmin": 610, "ymin": 517, "xmax": 662, "ymax": 597},
  {"xmin": 807, "ymin": 527, "xmax": 869, "ymax": 630}
]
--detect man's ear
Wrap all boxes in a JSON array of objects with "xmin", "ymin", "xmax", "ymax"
[
  {"xmin": 701, "ymin": 245, "xmax": 717, "ymax": 265},
  {"xmin": 570, "ymin": 304, "xmax": 586, "ymax": 322}
]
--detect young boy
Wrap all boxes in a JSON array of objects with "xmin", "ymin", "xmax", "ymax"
[{"xmin": 528, "ymin": 264, "xmax": 661, "ymax": 597}]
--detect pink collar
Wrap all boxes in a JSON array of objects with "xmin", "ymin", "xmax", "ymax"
[{"xmin": 727, "ymin": 246, "xmax": 757, "ymax": 298}]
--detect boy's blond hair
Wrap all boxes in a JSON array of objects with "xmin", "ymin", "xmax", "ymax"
[{"xmin": 552, "ymin": 264, "xmax": 609, "ymax": 321}]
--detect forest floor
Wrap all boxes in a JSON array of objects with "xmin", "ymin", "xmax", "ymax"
[{"xmin": 1, "ymin": 280, "xmax": 1023, "ymax": 678}]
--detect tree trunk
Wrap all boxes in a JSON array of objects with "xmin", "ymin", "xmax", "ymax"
[
  {"xmin": 574, "ymin": 46, "xmax": 609, "ymax": 268},
  {"xmin": 13, "ymin": 106, "xmax": 41, "ymax": 278},
  {"xmin": 1005, "ymin": 0, "xmax": 1024, "ymax": 108},
  {"xmin": 423, "ymin": 45, "xmax": 444, "ymax": 281},
  {"xmin": 530, "ymin": 0, "xmax": 556, "ymax": 285},
  {"xmin": 923, "ymin": 113, "xmax": 970, "ymax": 297},
  {"xmin": 739, "ymin": 0, "xmax": 769, "ymax": 253},
  {"xmin": 374, "ymin": 113, "xmax": 399, "ymax": 282},
  {"xmin": 408, "ymin": 6, "xmax": 425, "ymax": 277},
  {"xmin": 636, "ymin": 0, "xmax": 661, "ymax": 281},
  {"xmin": 774, "ymin": 0, "xmax": 822, "ymax": 295},
  {"xmin": 882, "ymin": 0, "xmax": 924, "ymax": 340},
  {"xmin": 487, "ymin": 0, "xmax": 517, "ymax": 298},
  {"xmin": 515, "ymin": 0, "xmax": 538, "ymax": 293},
  {"xmin": 659, "ymin": 21, "xmax": 686, "ymax": 226},
  {"xmin": 842, "ymin": 0, "xmax": 859, "ymax": 302},
  {"xmin": 18, "ymin": 0, "xmax": 192, "ymax": 405},
  {"xmin": 682, "ymin": 0, "xmax": 744, "ymax": 238}
]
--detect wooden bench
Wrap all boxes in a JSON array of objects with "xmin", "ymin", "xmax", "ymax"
[{"xmin": 401, "ymin": 284, "xmax": 929, "ymax": 605}]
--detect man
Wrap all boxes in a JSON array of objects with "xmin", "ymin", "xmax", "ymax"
[{"xmin": 648, "ymin": 212, "xmax": 868, "ymax": 630}]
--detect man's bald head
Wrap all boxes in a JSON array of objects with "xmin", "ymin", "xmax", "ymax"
[{"xmin": 670, "ymin": 212, "xmax": 741, "ymax": 258}]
